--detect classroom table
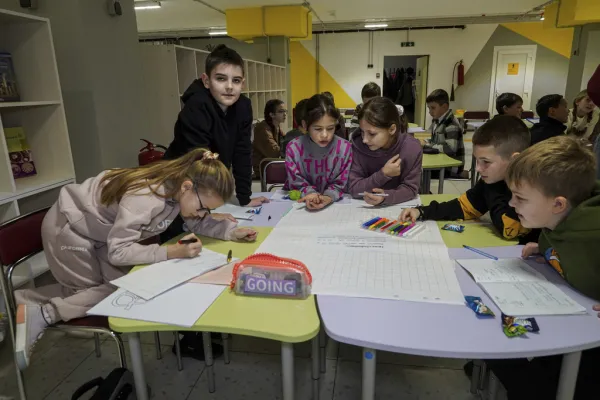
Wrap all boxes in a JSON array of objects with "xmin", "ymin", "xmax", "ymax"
[
  {"xmin": 109, "ymin": 211, "xmax": 320, "ymax": 400},
  {"xmin": 421, "ymin": 154, "xmax": 464, "ymax": 194},
  {"xmin": 315, "ymin": 194, "xmax": 600, "ymax": 400}
]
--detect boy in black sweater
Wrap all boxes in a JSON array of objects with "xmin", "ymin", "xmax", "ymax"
[
  {"xmin": 164, "ymin": 44, "xmax": 268, "ymax": 208},
  {"xmin": 530, "ymin": 94, "xmax": 569, "ymax": 145},
  {"xmin": 400, "ymin": 116, "xmax": 538, "ymax": 244}
]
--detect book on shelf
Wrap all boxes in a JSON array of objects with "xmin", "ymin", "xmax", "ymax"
[
  {"xmin": 4, "ymin": 127, "xmax": 37, "ymax": 179},
  {"xmin": 0, "ymin": 52, "xmax": 20, "ymax": 102}
]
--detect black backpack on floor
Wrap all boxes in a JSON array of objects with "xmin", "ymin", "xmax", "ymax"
[{"xmin": 71, "ymin": 368, "xmax": 137, "ymax": 400}]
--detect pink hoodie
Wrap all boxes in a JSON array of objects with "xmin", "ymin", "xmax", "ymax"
[{"xmin": 56, "ymin": 171, "xmax": 237, "ymax": 267}]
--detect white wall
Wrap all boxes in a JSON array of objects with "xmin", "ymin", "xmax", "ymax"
[
  {"xmin": 582, "ymin": 30, "xmax": 600, "ymax": 90},
  {"xmin": 301, "ymin": 25, "xmax": 497, "ymax": 126}
]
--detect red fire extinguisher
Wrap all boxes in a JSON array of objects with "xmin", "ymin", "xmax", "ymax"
[
  {"xmin": 138, "ymin": 139, "xmax": 167, "ymax": 166},
  {"xmin": 450, "ymin": 60, "xmax": 465, "ymax": 101}
]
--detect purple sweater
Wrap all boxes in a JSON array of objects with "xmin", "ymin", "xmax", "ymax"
[
  {"xmin": 284, "ymin": 135, "xmax": 353, "ymax": 201},
  {"xmin": 348, "ymin": 131, "xmax": 422, "ymax": 205}
]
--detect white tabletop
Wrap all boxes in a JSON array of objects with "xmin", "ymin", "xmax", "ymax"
[{"xmin": 318, "ymin": 245, "xmax": 600, "ymax": 359}]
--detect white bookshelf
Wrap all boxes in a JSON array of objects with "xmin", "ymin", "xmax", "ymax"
[
  {"xmin": 139, "ymin": 44, "xmax": 288, "ymax": 145},
  {"xmin": 0, "ymin": 9, "xmax": 75, "ymax": 292}
]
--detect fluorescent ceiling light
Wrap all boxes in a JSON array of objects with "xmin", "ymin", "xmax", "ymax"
[
  {"xmin": 135, "ymin": 1, "xmax": 161, "ymax": 10},
  {"xmin": 365, "ymin": 23, "xmax": 388, "ymax": 28},
  {"xmin": 209, "ymin": 30, "xmax": 228, "ymax": 36}
]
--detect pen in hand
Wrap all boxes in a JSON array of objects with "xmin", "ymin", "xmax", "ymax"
[{"xmin": 178, "ymin": 238, "xmax": 198, "ymax": 245}]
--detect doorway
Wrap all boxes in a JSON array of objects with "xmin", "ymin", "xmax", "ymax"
[
  {"xmin": 383, "ymin": 55, "xmax": 429, "ymax": 127},
  {"xmin": 488, "ymin": 45, "xmax": 537, "ymax": 115}
]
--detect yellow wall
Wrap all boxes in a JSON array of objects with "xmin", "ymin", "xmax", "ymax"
[
  {"xmin": 502, "ymin": 22, "xmax": 573, "ymax": 58},
  {"xmin": 289, "ymin": 41, "xmax": 357, "ymax": 108}
]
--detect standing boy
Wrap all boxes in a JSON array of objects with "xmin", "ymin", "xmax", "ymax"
[
  {"xmin": 529, "ymin": 94, "xmax": 569, "ymax": 145},
  {"xmin": 400, "ymin": 116, "xmax": 537, "ymax": 243},
  {"xmin": 423, "ymin": 89, "xmax": 465, "ymax": 176},
  {"xmin": 164, "ymin": 44, "xmax": 268, "ymax": 208}
]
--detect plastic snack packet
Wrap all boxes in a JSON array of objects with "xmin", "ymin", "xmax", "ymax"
[
  {"xmin": 442, "ymin": 223, "xmax": 465, "ymax": 233},
  {"xmin": 465, "ymin": 296, "xmax": 495, "ymax": 317},
  {"xmin": 502, "ymin": 313, "xmax": 540, "ymax": 337}
]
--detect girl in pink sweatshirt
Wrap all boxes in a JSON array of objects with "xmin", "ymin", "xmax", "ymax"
[
  {"xmin": 14, "ymin": 148, "xmax": 256, "ymax": 369},
  {"xmin": 284, "ymin": 94, "xmax": 353, "ymax": 210}
]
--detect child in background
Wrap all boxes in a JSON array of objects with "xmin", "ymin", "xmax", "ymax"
[
  {"xmin": 14, "ymin": 149, "xmax": 258, "ymax": 369},
  {"xmin": 495, "ymin": 92, "xmax": 523, "ymax": 118},
  {"xmin": 164, "ymin": 44, "xmax": 267, "ymax": 208},
  {"xmin": 281, "ymin": 99, "xmax": 308, "ymax": 158},
  {"xmin": 400, "ymin": 116, "xmax": 537, "ymax": 243},
  {"xmin": 529, "ymin": 94, "xmax": 569, "ymax": 145},
  {"xmin": 252, "ymin": 99, "xmax": 287, "ymax": 177},
  {"xmin": 565, "ymin": 89, "xmax": 599, "ymax": 143},
  {"xmin": 348, "ymin": 97, "xmax": 423, "ymax": 205},
  {"xmin": 423, "ymin": 89, "xmax": 465, "ymax": 176},
  {"xmin": 350, "ymin": 82, "xmax": 382, "ymax": 128},
  {"xmin": 321, "ymin": 91, "xmax": 348, "ymax": 139},
  {"xmin": 487, "ymin": 135, "xmax": 600, "ymax": 399},
  {"xmin": 284, "ymin": 94, "xmax": 353, "ymax": 211}
]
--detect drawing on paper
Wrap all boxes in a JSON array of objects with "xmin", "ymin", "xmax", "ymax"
[{"xmin": 111, "ymin": 291, "xmax": 147, "ymax": 310}]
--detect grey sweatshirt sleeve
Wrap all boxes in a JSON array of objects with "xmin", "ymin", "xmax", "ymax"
[
  {"xmin": 183, "ymin": 216, "xmax": 238, "ymax": 241},
  {"xmin": 106, "ymin": 202, "xmax": 168, "ymax": 266}
]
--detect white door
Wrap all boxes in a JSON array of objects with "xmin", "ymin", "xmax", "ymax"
[
  {"xmin": 414, "ymin": 55, "xmax": 429, "ymax": 128},
  {"xmin": 488, "ymin": 46, "xmax": 537, "ymax": 115}
]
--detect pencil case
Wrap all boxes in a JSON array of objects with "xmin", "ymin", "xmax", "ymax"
[
  {"xmin": 360, "ymin": 217, "xmax": 426, "ymax": 238},
  {"xmin": 230, "ymin": 253, "xmax": 312, "ymax": 299}
]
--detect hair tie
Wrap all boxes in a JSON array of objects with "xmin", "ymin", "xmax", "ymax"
[
  {"xmin": 396, "ymin": 105, "xmax": 404, "ymax": 116},
  {"xmin": 202, "ymin": 151, "xmax": 219, "ymax": 161}
]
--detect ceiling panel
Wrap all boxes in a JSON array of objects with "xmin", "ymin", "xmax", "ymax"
[{"xmin": 135, "ymin": 0, "xmax": 549, "ymax": 34}]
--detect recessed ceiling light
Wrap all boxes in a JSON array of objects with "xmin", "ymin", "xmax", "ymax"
[
  {"xmin": 365, "ymin": 23, "xmax": 388, "ymax": 29},
  {"xmin": 135, "ymin": 1, "xmax": 161, "ymax": 10},
  {"xmin": 209, "ymin": 30, "xmax": 228, "ymax": 36}
]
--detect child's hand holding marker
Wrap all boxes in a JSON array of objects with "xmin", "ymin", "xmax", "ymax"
[
  {"xmin": 229, "ymin": 227, "xmax": 258, "ymax": 242},
  {"xmin": 399, "ymin": 208, "xmax": 421, "ymax": 223},
  {"xmin": 168, "ymin": 233, "xmax": 203, "ymax": 259},
  {"xmin": 362, "ymin": 188, "xmax": 387, "ymax": 206}
]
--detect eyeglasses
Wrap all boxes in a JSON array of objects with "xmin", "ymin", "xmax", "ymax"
[
  {"xmin": 276, "ymin": 109, "xmax": 288, "ymax": 114},
  {"xmin": 196, "ymin": 189, "xmax": 212, "ymax": 218}
]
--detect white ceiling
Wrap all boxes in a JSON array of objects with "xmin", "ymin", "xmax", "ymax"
[{"xmin": 135, "ymin": 0, "xmax": 549, "ymax": 35}]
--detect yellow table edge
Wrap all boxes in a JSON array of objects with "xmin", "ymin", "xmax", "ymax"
[
  {"xmin": 422, "ymin": 153, "xmax": 464, "ymax": 169},
  {"xmin": 109, "ymin": 226, "xmax": 320, "ymax": 343}
]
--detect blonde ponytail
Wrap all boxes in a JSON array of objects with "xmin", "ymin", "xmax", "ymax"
[{"xmin": 100, "ymin": 148, "xmax": 234, "ymax": 206}]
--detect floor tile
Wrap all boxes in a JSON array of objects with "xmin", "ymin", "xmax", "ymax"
[
  {"xmin": 333, "ymin": 359, "xmax": 479, "ymax": 400},
  {"xmin": 189, "ymin": 351, "xmax": 336, "ymax": 400},
  {"xmin": 46, "ymin": 339, "xmax": 204, "ymax": 400},
  {"xmin": 337, "ymin": 343, "xmax": 467, "ymax": 369}
]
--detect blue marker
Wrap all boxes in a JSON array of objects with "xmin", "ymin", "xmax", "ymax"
[
  {"xmin": 463, "ymin": 245, "xmax": 498, "ymax": 260},
  {"xmin": 362, "ymin": 217, "xmax": 381, "ymax": 228}
]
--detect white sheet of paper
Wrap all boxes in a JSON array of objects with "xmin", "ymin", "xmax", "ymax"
[
  {"xmin": 87, "ymin": 284, "xmax": 224, "ymax": 327},
  {"xmin": 257, "ymin": 203, "xmax": 464, "ymax": 305},
  {"xmin": 457, "ymin": 259, "xmax": 547, "ymax": 283},
  {"xmin": 212, "ymin": 204, "xmax": 257, "ymax": 220},
  {"xmin": 111, "ymin": 248, "xmax": 234, "ymax": 300},
  {"xmin": 270, "ymin": 189, "xmax": 291, "ymax": 202},
  {"xmin": 481, "ymin": 281, "xmax": 586, "ymax": 316}
]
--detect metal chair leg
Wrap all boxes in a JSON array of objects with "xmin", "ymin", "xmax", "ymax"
[
  {"xmin": 222, "ymin": 333, "xmax": 230, "ymax": 364},
  {"xmin": 202, "ymin": 332, "xmax": 215, "ymax": 393},
  {"xmin": 94, "ymin": 333, "xmax": 102, "ymax": 357},
  {"xmin": 154, "ymin": 332, "xmax": 162, "ymax": 360},
  {"xmin": 174, "ymin": 332, "xmax": 183, "ymax": 371},
  {"xmin": 106, "ymin": 331, "xmax": 127, "ymax": 368}
]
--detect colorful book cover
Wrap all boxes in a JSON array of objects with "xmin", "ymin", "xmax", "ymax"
[
  {"xmin": 4, "ymin": 127, "xmax": 37, "ymax": 179},
  {"xmin": 0, "ymin": 52, "xmax": 20, "ymax": 102}
]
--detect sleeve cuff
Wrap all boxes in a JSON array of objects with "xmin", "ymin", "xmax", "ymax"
[
  {"xmin": 155, "ymin": 245, "xmax": 168, "ymax": 263},
  {"xmin": 324, "ymin": 189, "xmax": 341, "ymax": 201},
  {"xmin": 373, "ymin": 170, "xmax": 393, "ymax": 187}
]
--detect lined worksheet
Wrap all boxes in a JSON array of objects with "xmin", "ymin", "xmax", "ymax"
[
  {"xmin": 457, "ymin": 259, "xmax": 586, "ymax": 316},
  {"xmin": 257, "ymin": 203, "xmax": 464, "ymax": 305}
]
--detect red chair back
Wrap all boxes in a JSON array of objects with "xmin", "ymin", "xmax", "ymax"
[
  {"xmin": 262, "ymin": 160, "xmax": 286, "ymax": 192},
  {"xmin": 521, "ymin": 111, "xmax": 535, "ymax": 119},
  {"xmin": 0, "ymin": 208, "xmax": 48, "ymax": 267},
  {"xmin": 463, "ymin": 111, "xmax": 490, "ymax": 120}
]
